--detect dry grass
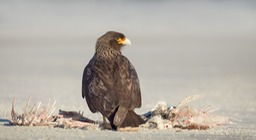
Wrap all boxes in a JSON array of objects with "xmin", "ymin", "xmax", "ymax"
[
  {"xmin": 11, "ymin": 96, "xmax": 57, "ymax": 126},
  {"xmin": 9, "ymin": 95, "xmax": 233, "ymax": 131},
  {"xmin": 10, "ymin": 97, "xmax": 98, "ymax": 129},
  {"xmin": 168, "ymin": 95, "xmax": 232, "ymax": 129}
]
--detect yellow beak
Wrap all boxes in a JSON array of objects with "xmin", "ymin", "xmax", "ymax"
[
  {"xmin": 117, "ymin": 38, "xmax": 132, "ymax": 46},
  {"xmin": 122, "ymin": 38, "xmax": 131, "ymax": 46}
]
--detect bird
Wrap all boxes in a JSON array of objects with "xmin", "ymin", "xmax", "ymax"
[{"xmin": 82, "ymin": 31, "xmax": 145, "ymax": 130}]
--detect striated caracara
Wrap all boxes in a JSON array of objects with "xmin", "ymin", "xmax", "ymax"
[{"xmin": 82, "ymin": 31, "xmax": 145, "ymax": 130}]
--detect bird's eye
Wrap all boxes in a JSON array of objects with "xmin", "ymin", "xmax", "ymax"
[{"xmin": 116, "ymin": 38, "xmax": 124, "ymax": 44}]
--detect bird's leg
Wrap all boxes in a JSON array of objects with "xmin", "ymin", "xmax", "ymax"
[
  {"xmin": 102, "ymin": 115, "xmax": 106, "ymax": 124},
  {"xmin": 100, "ymin": 115, "xmax": 113, "ymax": 130}
]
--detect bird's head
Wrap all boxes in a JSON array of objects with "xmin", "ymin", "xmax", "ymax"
[{"xmin": 96, "ymin": 31, "xmax": 131, "ymax": 56}]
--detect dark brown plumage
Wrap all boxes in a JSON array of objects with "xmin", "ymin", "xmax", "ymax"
[{"xmin": 82, "ymin": 31, "xmax": 145, "ymax": 130}]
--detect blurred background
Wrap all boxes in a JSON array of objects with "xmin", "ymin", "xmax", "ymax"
[{"xmin": 0, "ymin": 0, "xmax": 255, "ymax": 121}]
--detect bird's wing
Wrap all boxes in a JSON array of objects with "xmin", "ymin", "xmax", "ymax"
[
  {"xmin": 115, "ymin": 56, "xmax": 142, "ymax": 109},
  {"xmin": 82, "ymin": 56, "xmax": 118, "ymax": 115},
  {"xmin": 82, "ymin": 61, "xmax": 97, "ymax": 113}
]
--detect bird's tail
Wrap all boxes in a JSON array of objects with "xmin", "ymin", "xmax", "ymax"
[{"xmin": 119, "ymin": 110, "xmax": 145, "ymax": 128}]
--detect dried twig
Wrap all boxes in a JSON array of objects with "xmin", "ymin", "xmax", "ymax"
[
  {"xmin": 9, "ymin": 95, "xmax": 233, "ymax": 131},
  {"xmin": 10, "ymin": 97, "xmax": 57, "ymax": 126},
  {"xmin": 168, "ymin": 95, "xmax": 232, "ymax": 129},
  {"xmin": 176, "ymin": 94, "xmax": 203, "ymax": 108},
  {"xmin": 10, "ymin": 97, "xmax": 99, "ymax": 129}
]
